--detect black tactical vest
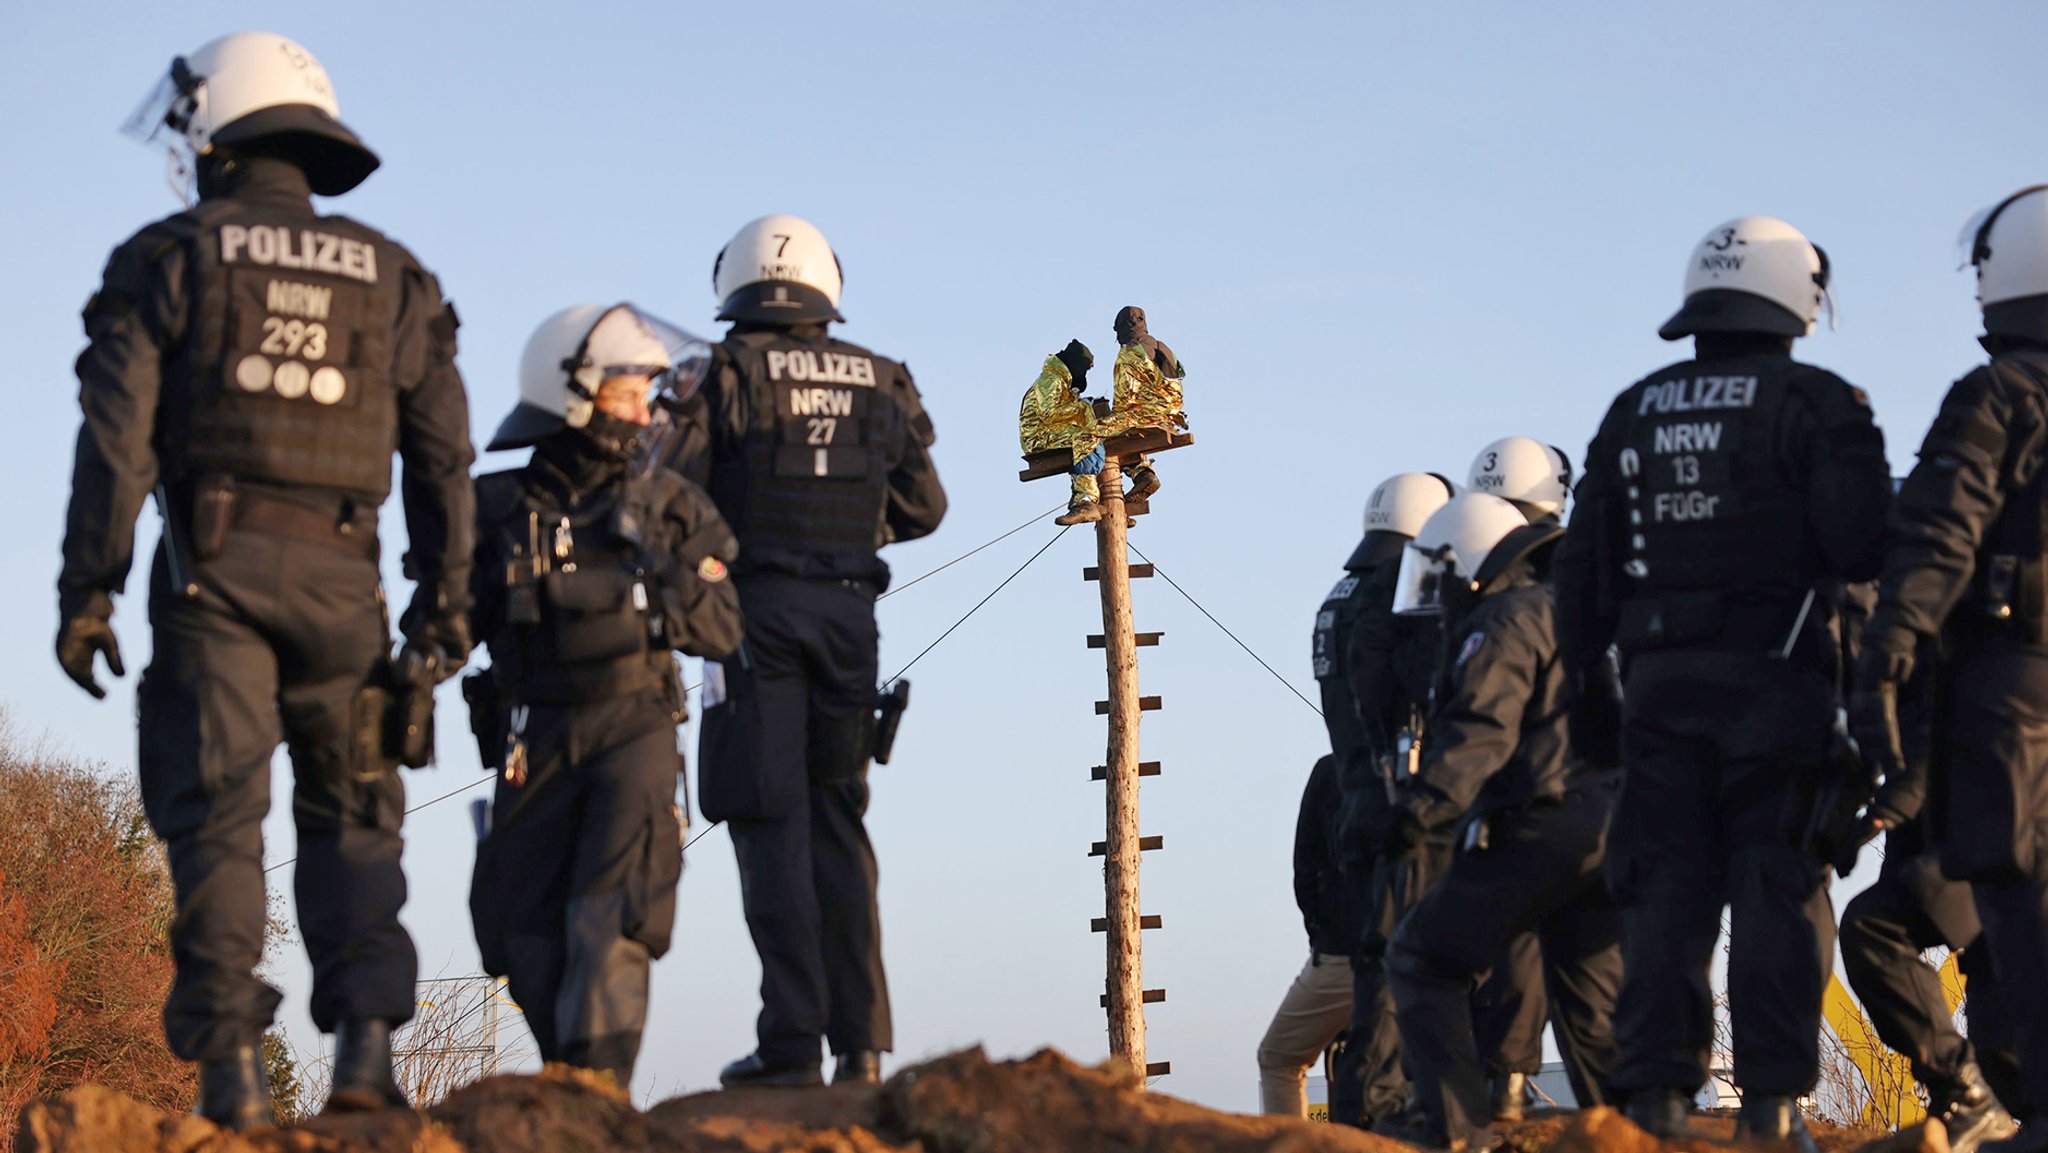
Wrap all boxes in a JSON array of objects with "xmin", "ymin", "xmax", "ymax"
[
  {"xmin": 477, "ymin": 469, "xmax": 679, "ymax": 705},
  {"xmin": 708, "ymin": 331, "xmax": 901, "ymax": 577},
  {"xmin": 1611, "ymin": 355, "xmax": 1821, "ymax": 599},
  {"xmin": 160, "ymin": 202, "xmax": 402, "ymax": 498},
  {"xmin": 1313, "ymin": 567, "xmax": 1370, "ymax": 763}
]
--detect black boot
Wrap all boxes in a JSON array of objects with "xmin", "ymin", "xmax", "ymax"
[
  {"xmin": 1491, "ymin": 1071, "xmax": 1528, "ymax": 1122},
  {"xmin": 1623, "ymin": 1088, "xmax": 1689, "ymax": 1138},
  {"xmin": 195, "ymin": 1044, "xmax": 273, "ymax": 1132},
  {"xmin": 326, "ymin": 1020, "xmax": 407, "ymax": 1113},
  {"xmin": 834, "ymin": 1051, "xmax": 882, "ymax": 1085},
  {"xmin": 1735, "ymin": 1095, "xmax": 1820, "ymax": 1153},
  {"xmin": 1933, "ymin": 1062, "xmax": 2019, "ymax": 1153},
  {"xmin": 719, "ymin": 1051, "xmax": 824, "ymax": 1087}
]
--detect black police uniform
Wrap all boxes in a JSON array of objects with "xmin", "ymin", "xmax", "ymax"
[
  {"xmin": 1382, "ymin": 566, "xmax": 1623, "ymax": 1147},
  {"xmin": 466, "ymin": 431, "xmax": 742, "ymax": 1083},
  {"xmin": 1840, "ymin": 821, "xmax": 2022, "ymax": 1126},
  {"xmin": 1554, "ymin": 333, "xmax": 1890, "ymax": 1112},
  {"xmin": 1858, "ymin": 340, "xmax": 2048, "ymax": 1131},
  {"xmin": 666, "ymin": 320, "xmax": 945, "ymax": 1078},
  {"xmin": 1328, "ymin": 549, "xmax": 1551, "ymax": 1130},
  {"xmin": 57, "ymin": 158, "xmax": 474, "ymax": 1065}
]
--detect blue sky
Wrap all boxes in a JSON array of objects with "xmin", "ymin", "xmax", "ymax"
[{"xmin": 1, "ymin": 0, "xmax": 2039, "ymax": 1112}]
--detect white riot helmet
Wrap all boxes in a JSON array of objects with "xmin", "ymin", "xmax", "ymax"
[
  {"xmin": 1392, "ymin": 493, "xmax": 1559, "ymax": 615},
  {"xmin": 489, "ymin": 304, "xmax": 708, "ymax": 451},
  {"xmin": 1959, "ymin": 185, "xmax": 2048, "ymax": 343},
  {"xmin": 713, "ymin": 214, "xmax": 845, "ymax": 324},
  {"xmin": 1657, "ymin": 216, "xmax": 1832, "ymax": 341},
  {"xmin": 1467, "ymin": 437, "xmax": 1573, "ymax": 521},
  {"xmin": 123, "ymin": 32, "xmax": 378, "ymax": 198},
  {"xmin": 1362, "ymin": 472, "xmax": 1457, "ymax": 539}
]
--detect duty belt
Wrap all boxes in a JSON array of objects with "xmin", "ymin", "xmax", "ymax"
[
  {"xmin": 1616, "ymin": 590, "xmax": 1809, "ymax": 654},
  {"xmin": 234, "ymin": 492, "xmax": 378, "ymax": 561}
]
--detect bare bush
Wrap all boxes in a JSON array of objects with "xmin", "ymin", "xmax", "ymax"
[{"xmin": 0, "ymin": 716, "xmax": 191, "ymax": 1145}]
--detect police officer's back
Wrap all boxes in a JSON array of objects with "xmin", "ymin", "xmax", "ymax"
[
  {"xmin": 1853, "ymin": 187, "xmax": 2048, "ymax": 1153},
  {"xmin": 663, "ymin": 215, "xmax": 945, "ymax": 1088},
  {"xmin": 1553, "ymin": 216, "xmax": 1890, "ymax": 1149},
  {"xmin": 466, "ymin": 304, "xmax": 741, "ymax": 1086},
  {"xmin": 55, "ymin": 32, "xmax": 474, "ymax": 1129}
]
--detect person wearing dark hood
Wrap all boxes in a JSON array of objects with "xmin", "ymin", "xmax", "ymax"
[
  {"xmin": 658, "ymin": 215, "xmax": 946, "ymax": 1089},
  {"xmin": 1552, "ymin": 216, "xmax": 1891, "ymax": 1151},
  {"xmin": 1107, "ymin": 306, "xmax": 1187, "ymax": 502},
  {"xmin": 1256, "ymin": 753, "xmax": 1364, "ymax": 1116},
  {"xmin": 55, "ymin": 32, "xmax": 475, "ymax": 1130},
  {"xmin": 1851, "ymin": 186, "xmax": 2048, "ymax": 1153},
  {"xmin": 1317, "ymin": 471, "xmax": 1454, "ymax": 1128},
  {"xmin": 1016, "ymin": 338, "xmax": 1111, "ymax": 526},
  {"xmin": 465, "ymin": 304, "xmax": 741, "ymax": 1089},
  {"xmin": 1379, "ymin": 493, "xmax": 1623, "ymax": 1152}
]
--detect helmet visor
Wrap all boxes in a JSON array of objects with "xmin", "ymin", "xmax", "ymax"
[
  {"xmin": 576, "ymin": 306, "xmax": 709, "ymax": 405},
  {"xmin": 121, "ymin": 71, "xmax": 185, "ymax": 145},
  {"xmin": 1391, "ymin": 542, "xmax": 1452, "ymax": 616}
]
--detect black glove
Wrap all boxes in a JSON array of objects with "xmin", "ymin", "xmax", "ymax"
[
  {"xmin": 406, "ymin": 615, "xmax": 473, "ymax": 684},
  {"xmin": 1831, "ymin": 811, "xmax": 1894, "ymax": 878},
  {"xmin": 1379, "ymin": 809, "xmax": 1428, "ymax": 862},
  {"xmin": 56, "ymin": 614, "xmax": 124, "ymax": 700},
  {"xmin": 1848, "ymin": 679, "xmax": 1905, "ymax": 787}
]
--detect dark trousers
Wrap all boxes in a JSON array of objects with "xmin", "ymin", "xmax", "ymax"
[
  {"xmin": 1385, "ymin": 788, "xmax": 1622, "ymax": 1144},
  {"xmin": 1840, "ymin": 847, "xmax": 2020, "ymax": 1109},
  {"xmin": 136, "ymin": 530, "xmax": 415, "ymax": 1061},
  {"xmin": 1608, "ymin": 650, "xmax": 1835, "ymax": 1097},
  {"xmin": 701, "ymin": 576, "xmax": 891, "ymax": 1065},
  {"xmin": 470, "ymin": 693, "xmax": 682, "ymax": 1080},
  {"xmin": 1942, "ymin": 637, "xmax": 2048, "ymax": 1120},
  {"xmin": 1331, "ymin": 834, "xmax": 1552, "ymax": 1128}
]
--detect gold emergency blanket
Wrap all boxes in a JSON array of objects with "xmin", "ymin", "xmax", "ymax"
[
  {"xmin": 1018, "ymin": 354, "xmax": 1102, "ymax": 458},
  {"xmin": 1109, "ymin": 344, "xmax": 1186, "ymax": 435}
]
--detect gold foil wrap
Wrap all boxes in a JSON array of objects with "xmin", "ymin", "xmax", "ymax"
[
  {"xmin": 1019, "ymin": 355, "xmax": 1102, "ymax": 457},
  {"xmin": 1107, "ymin": 344, "xmax": 1186, "ymax": 435}
]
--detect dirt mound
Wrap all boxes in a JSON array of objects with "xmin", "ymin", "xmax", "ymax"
[{"xmin": 13, "ymin": 1047, "xmax": 1912, "ymax": 1153}]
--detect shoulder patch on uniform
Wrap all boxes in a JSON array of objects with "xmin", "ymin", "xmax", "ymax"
[
  {"xmin": 698, "ymin": 556, "xmax": 728, "ymax": 583},
  {"xmin": 1456, "ymin": 630, "xmax": 1487, "ymax": 670}
]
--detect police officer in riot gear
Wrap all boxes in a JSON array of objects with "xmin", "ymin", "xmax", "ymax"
[
  {"xmin": 1554, "ymin": 216, "xmax": 1891, "ymax": 1149},
  {"xmin": 1462, "ymin": 436, "xmax": 1576, "ymax": 1119},
  {"xmin": 57, "ymin": 33, "xmax": 475, "ymax": 1129},
  {"xmin": 1853, "ymin": 186, "xmax": 2048, "ymax": 1152},
  {"xmin": 1317, "ymin": 472, "xmax": 1454, "ymax": 1126},
  {"xmin": 1381, "ymin": 494, "xmax": 1623, "ymax": 1151},
  {"xmin": 466, "ymin": 305, "xmax": 742, "ymax": 1086},
  {"xmin": 1466, "ymin": 437, "xmax": 1572, "ymax": 524},
  {"xmin": 660, "ymin": 215, "xmax": 946, "ymax": 1087}
]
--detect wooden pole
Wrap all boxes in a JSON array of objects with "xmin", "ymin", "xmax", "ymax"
[{"xmin": 1094, "ymin": 458, "xmax": 1146, "ymax": 1078}]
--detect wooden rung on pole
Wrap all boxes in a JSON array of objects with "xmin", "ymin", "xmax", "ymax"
[
  {"xmin": 1091, "ymin": 915, "xmax": 1163, "ymax": 932},
  {"xmin": 1145, "ymin": 1062, "xmax": 1172, "ymax": 1077},
  {"xmin": 1095, "ymin": 696, "xmax": 1162, "ymax": 714},
  {"xmin": 1088, "ymin": 632, "xmax": 1162, "ymax": 649},
  {"xmin": 1084, "ymin": 564, "xmax": 1155, "ymax": 581},
  {"xmin": 1091, "ymin": 761, "xmax": 1161, "ymax": 780},
  {"xmin": 1099, "ymin": 989, "xmax": 1167, "ymax": 1007},
  {"xmin": 1089, "ymin": 836, "xmax": 1163, "ymax": 857}
]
